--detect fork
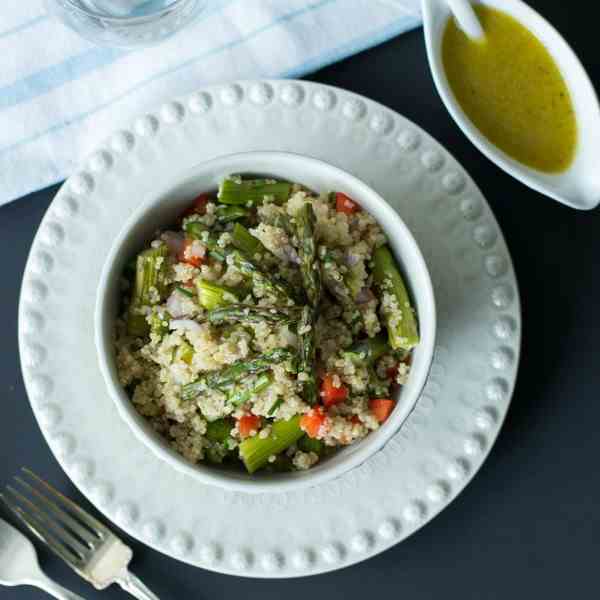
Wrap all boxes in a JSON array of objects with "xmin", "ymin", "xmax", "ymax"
[
  {"xmin": 0, "ymin": 469, "xmax": 160, "ymax": 600},
  {"xmin": 0, "ymin": 518, "xmax": 84, "ymax": 599}
]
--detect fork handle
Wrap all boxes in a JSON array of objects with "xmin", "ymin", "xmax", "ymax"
[
  {"xmin": 115, "ymin": 568, "xmax": 160, "ymax": 600},
  {"xmin": 27, "ymin": 574, "xmax": 85, "ymax": 600}
]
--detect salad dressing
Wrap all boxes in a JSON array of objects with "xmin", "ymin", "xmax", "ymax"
[{"xmin": 442, "ymin": 5, "xmax": 577, "ymax": 173}]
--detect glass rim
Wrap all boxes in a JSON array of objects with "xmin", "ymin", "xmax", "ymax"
[{"xmin": 58, "ymin": 0, "xmax": 194, "ymax": 23}]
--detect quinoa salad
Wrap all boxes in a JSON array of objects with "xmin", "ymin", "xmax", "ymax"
[{"xmin": 115, "ymin": 177, "xmax": 419, "ymax": 474}]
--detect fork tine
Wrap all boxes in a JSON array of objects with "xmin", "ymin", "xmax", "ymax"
[
  {"xmin": 21, "ymin": 468, "xmax": 112, "ymax": 538},
  {"xmin": 14, "ymin": 476, "xmax": 102, "ymax": 547},
  {"xmin": 0, "ymin": 492, "xmax": 85, "ymax": 570},
  {"xmin": 4, "ymin": 485, "xmax": 91, "ymax": 559}
]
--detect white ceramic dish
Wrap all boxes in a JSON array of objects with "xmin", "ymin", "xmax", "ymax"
[
  {"xmin": 19, "ymin": 80, "xmax": 520, "ymax": 577},
  {"xmin": 95, "ymin": 151, "xmax": 437, "ymax": 494},
  {"xmin": 423, "ymin": 0, "xmax": 600, "ymax": 210}
]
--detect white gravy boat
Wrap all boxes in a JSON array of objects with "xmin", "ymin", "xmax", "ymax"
[{"xmin": 422, "ymin": 0, "xmax": 600, "ymax": 210}]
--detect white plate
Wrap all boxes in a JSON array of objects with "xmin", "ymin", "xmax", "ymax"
[{"xmin": 19, "ymin": 79, "xmax": 521, "ymax": 578}]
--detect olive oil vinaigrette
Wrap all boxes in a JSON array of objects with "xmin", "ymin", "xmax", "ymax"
[{"xmin": 442, "ymin": 5, "xmax": 577, "ymax": 173}]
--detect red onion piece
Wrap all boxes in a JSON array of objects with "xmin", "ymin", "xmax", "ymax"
[{"xmin": 170, "ymin": 319, "xmax": 202, "ymax": 334}]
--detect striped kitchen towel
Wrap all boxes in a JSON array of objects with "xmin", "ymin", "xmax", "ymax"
[{"xmin": 0, "ymin": 0, "xmax": 421, "ymax": 205}]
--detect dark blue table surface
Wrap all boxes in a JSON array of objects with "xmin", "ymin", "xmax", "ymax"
[{"xmin": 2, "ymin": 2, "xmax": 599, "ymax": 598}]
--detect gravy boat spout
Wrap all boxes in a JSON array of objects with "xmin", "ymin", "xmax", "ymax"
[{"xmin": 422, "ymin": 0, "xmax": 600, "ymax": 210}]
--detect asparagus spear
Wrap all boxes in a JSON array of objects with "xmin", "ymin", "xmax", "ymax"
[
  {"xmin": 208, "ymin": 249, "xmax": 227, "ymax": 263},
  {"xmin": 181, "ymin": 348, "xmax": 294, "ymax": 400},
  {"xmin": 231, "ymin": 223, "xmax": 285, "ymax": 273},
  {"xmin": 228, "ymin": 373, "xmax": 273, "ymax": 407},
  {"xmin": 205, "ymin": 418, "xmax": 235, "ymax": 443},
  {"xmin": 296, "ymin": 203, "xmax": 321, "ymax": 308},
  {"xmin": 218, "ymin": 178, "xmax": 293, "ymax": 206},
  {"xmin": 183, "ymin": 222, "xmax": 225, "ymax": 259},
  {"xmin": 215, "ymin": 205, "xmax": 250, "ymax": 223},
  {"xmin": 127, "ymin": 244, "xmax": 169, "ymax": 336},
  {"xmin": 367, "ymin": 367, "xmax": 391, "ymax": 398},
  {"xmin": 188, "ymin": 222, "xmax": 288, "ymax": 297},
  {"xmin": 175, "ymin": 286, "xmax": 195, "ymax": 299},
  {"xmin": 343, "ymin": 334, "xmax": 390, "ymax": 365},
  {"xmin": 344, "ymin": 306, "xmax": 364, "ymax": 334},
  {"xmin": 229, "ymin": 249, "xmax": 294, "ymax": 305},
  {"xmin": 134, "ymin": 244, "xmax": 169, "ymax": 301},
  {"xmin": 239, "ymin": 416, "xmax": 304, "ymax": 474},
  {"xmin": 205, "ymin": 440, "xmax": 236, "ymax": 464},
  {"xmin": 206, "ymin": 348, "xmax": 294, "ymax": 388},
  {"xmin": 297, "ymin": 306, "xmax": 318, "ymax": 405},
  {"xmin": 265, "ymin": 455, "xmax": 294, "ymax": 472},
  {"xmin": 207, "ymin": 304, "xmax": 300, "ymax": 327},
  {"xmin": 321, "ymin": 257, "xmax": 362, "ymax": 332},
  {"xmin": 183, "ymin": 221, "xmax": 210, "ymax": 241},
  {"xmin": 231, "ymin": 223, "xmax": 264, "ymax": 257},
  {"xmin": 196, "ymin": 280, "xmax": 239, "ymax": 310},
  {"xmin": 127, "ymin": 311, "xmax": 148, "ymax": 338},
  {"xmin": 373, "ymin": 246, "xmax": 419, "ymax": 350},
  {"xmin": 268, "ymin": 397, "xmax": 284, "ymax": 416},
  {"xmin": 321, "ymin": 261, "xmax": 352, "ymax": 304},
  {"xmin": 272, "ymin": 213, "xmax": 294, "ymax": 236},
  {"xmin": 148, "ymin": 309, "xmax": 170, "ymax": 338},
  {"xmin": 298, "ymin": 434, "xmax": 324, "ymax": 455}
]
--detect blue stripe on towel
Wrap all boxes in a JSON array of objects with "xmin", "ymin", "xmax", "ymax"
[
  {"xmin": 0, "ymin": 48, "xmax": 125, "ymax": 110},
  {"xmin": 1, "ymin": 4, "xmax": 420, "ymax": 161},
  {"xmin": 0, "ymin": 0, "xmax": 238, "ymax": 110},
  {"xmin": 0, "ymin": 0, "xmax": 340, "ymax": 154}
]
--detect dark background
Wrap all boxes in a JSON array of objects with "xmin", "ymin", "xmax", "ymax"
[{"xmin": 1, "ymin": 2, "xmax": 598, "ymax": 598}]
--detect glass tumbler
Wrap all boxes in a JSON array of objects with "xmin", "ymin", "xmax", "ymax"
[{"xmin": 45, "ymin": 0, "xmax": 207, "ymax": 48}]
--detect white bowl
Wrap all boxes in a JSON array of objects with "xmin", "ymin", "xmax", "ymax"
[{"xmin": 95, "ymin": 151, "xmax": 436, "ymax": 494}]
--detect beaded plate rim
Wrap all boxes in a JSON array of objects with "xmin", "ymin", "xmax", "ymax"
[{"xmin": 18, "ymin": 79, "xmax": 521, "ymax": 578}]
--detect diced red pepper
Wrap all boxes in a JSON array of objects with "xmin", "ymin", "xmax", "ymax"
[
  {"xmin": 369, "ymin": 399, "xmax": 396, "ymax": 423},
  {"xmin": 181, "ymin": 193, "xmax": 211, "ymax": 219},
  {"xmin": 238, "ymin": 414, "xmax": 261, "ymax": 439},
  {"xmin": 335, "ymin": 192, "xmax": 361, "ymax": 214},
  {"xmin": 386, "ymin": 365, "xmax": 398, "ymax": 381},
  {"xmin": 177, "ymin": 239, "xmax": 205, "ymax": 268},
  {"xmin": 300, "ymin": 407, "xmax": 328, "ymax": 439},
  {"xmin": 320, "ymin": 374, "xmax": 349, "ymax": 408},
  {"xmin": 350, "ymin": 415, "xmax": 361, "ymax": 425}
]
